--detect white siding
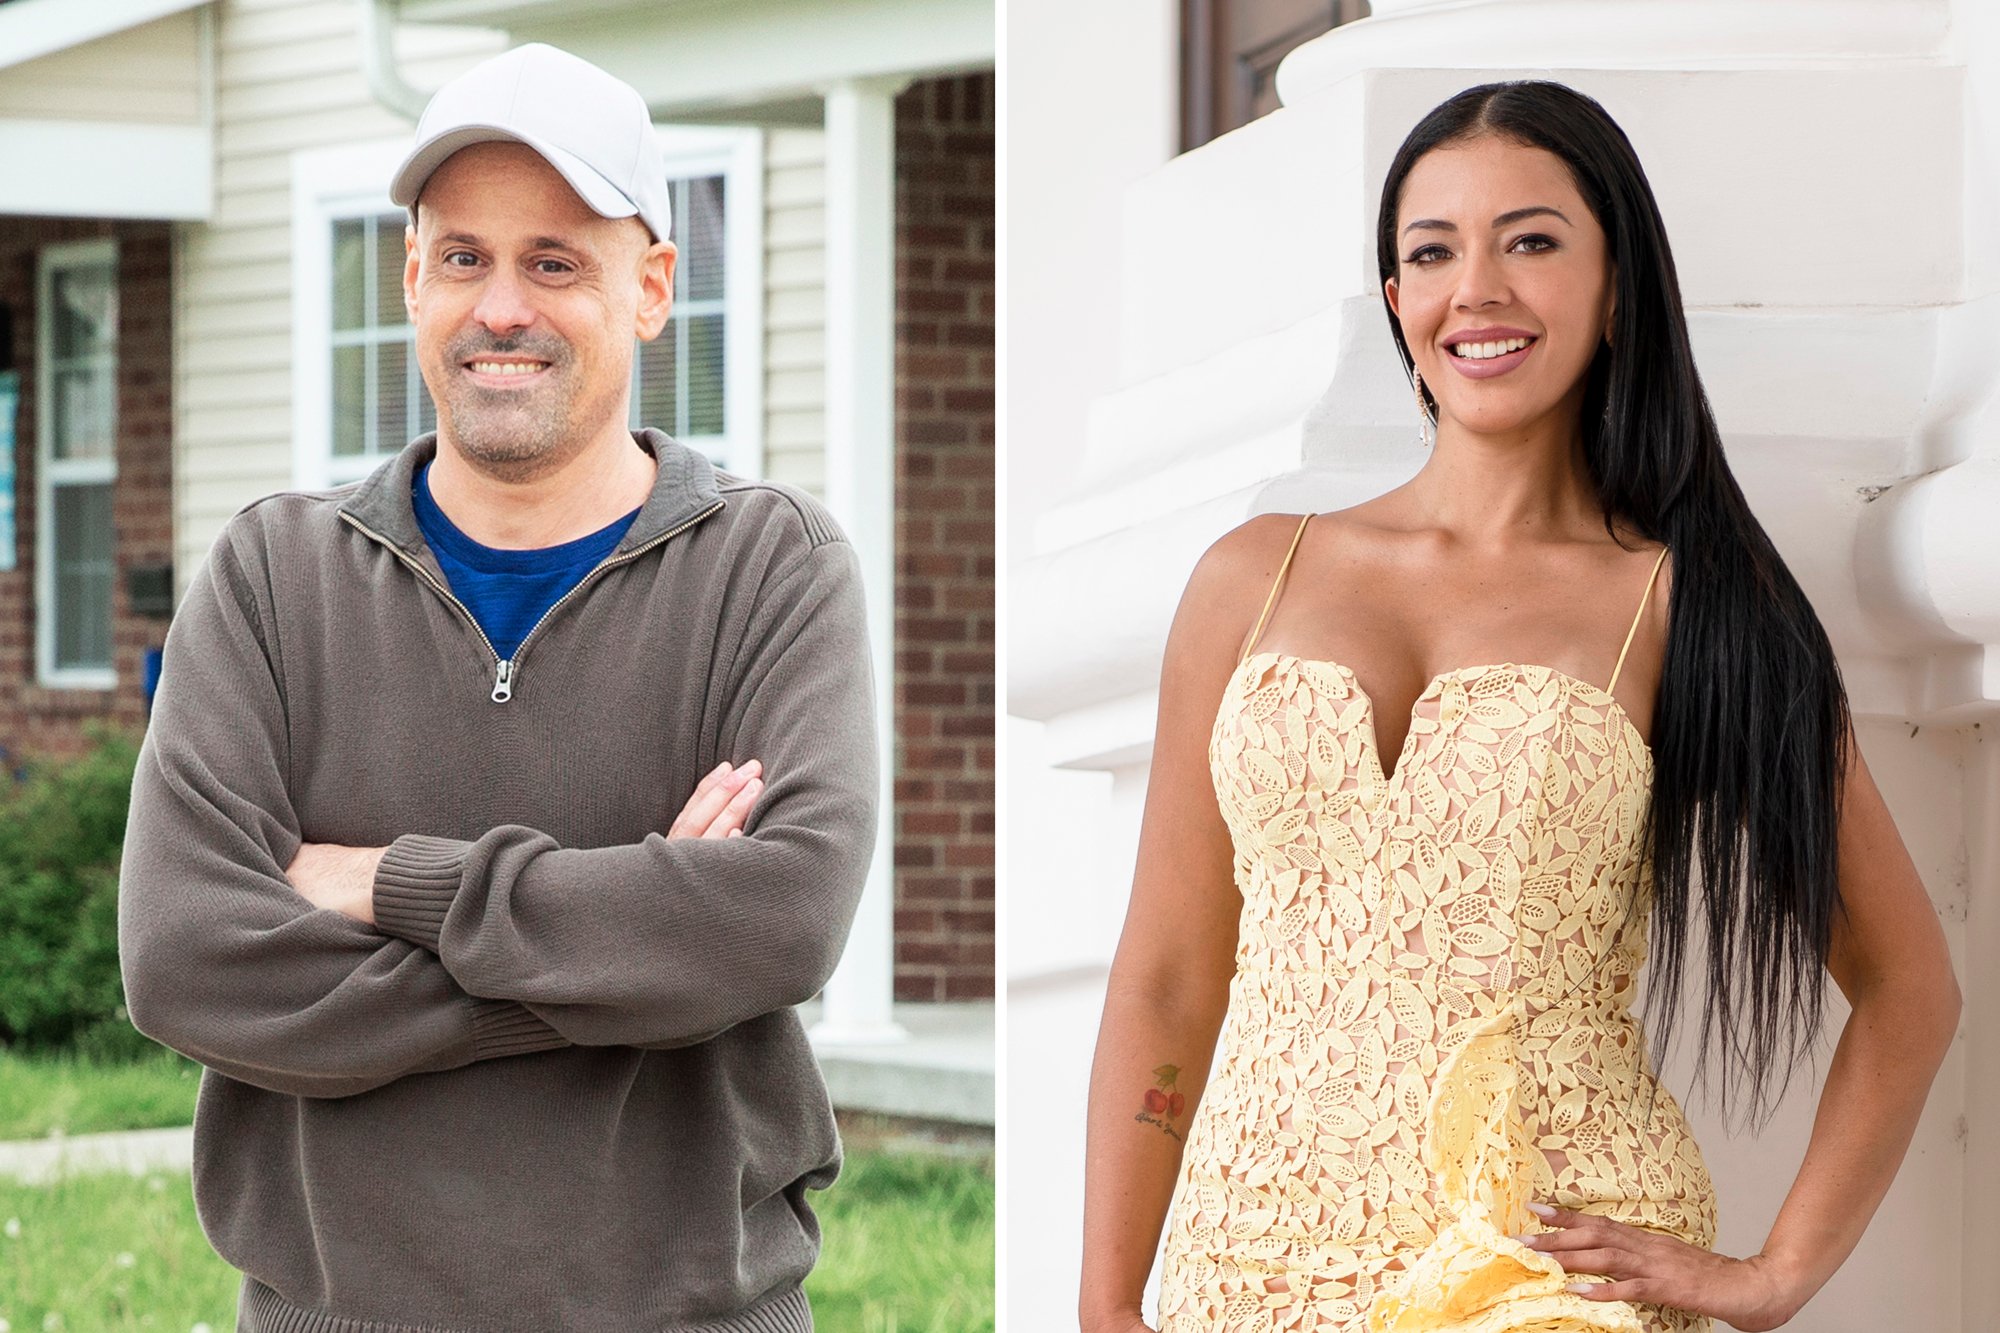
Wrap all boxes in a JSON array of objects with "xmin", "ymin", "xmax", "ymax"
[
  {"xmin": 0, "ymin": 9, "xmax": 203, "ymax": 123},
  {"xmin": 173, "ymin": 0, "xmax": 504, "ymax": 587},
  {"xmin": 763, "ymin": 126, "xmax": 826, "ymax": 497}
]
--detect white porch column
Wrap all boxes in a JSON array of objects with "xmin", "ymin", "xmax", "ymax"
[{"xmin": 813, "ymin": 75, "xmax": 909, "ymax": 1045}]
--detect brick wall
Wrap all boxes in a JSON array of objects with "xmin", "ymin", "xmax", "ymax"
[
  {"xmin": 893, "ymin": 73, "xmax": 995, "ymax": 1002},
  {"xmin": 0, "ymin": 219, "xmax": 175, "ymax": 764}
]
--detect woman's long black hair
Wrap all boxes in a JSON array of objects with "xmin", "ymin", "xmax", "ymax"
[{"xmin": 1375, "ymin": 80, "xmax": 1853, "ymax": 1129}]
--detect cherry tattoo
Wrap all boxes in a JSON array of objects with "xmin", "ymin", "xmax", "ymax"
[{"xmin": 1136, "ymin": 1064, "xmax": 1187, "ymax": 1140}]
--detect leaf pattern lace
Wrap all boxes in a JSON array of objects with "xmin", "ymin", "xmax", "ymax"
[{"xmin": 1155, "ymin": 652, "xmax": 1718, "ymax": 1333}]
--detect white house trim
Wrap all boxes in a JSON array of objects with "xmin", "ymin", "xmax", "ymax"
[
  {"xmin": 290, "ymin": 137, "xmax": 409, "ymax": 492},
  {"xmin": 35, "ymin": 238, "xmax": 119, "ymax": 692},
  {"xmin": 0, "ymin": 0, "xmax": 209, "ymax": 72},
  {"xmin": 0, "ymin": 119, "xmax": 212, "ymax": 221},
  {"xmin": 639, "ymin": 125, "xmax": 767, "ymax": 480},
  {"xmin": 810, "ymin": 75, "xmax": 909, "ymax": 1046},
  {"xmin": 400, "ymin": 0, "xmax": 994, "ymax": 117}
]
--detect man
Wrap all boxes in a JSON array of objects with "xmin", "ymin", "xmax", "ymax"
[{"xmin": 116, "ymin": 42, "xmax": 878, "ymax": 1333}]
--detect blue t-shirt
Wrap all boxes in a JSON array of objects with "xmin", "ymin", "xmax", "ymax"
[{"xmin": 412, "ymin": 461, "xmax": 642, "ymax": 660}]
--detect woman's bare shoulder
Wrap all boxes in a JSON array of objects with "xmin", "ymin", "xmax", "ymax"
[
  {"xmin": 1157, "ymin": 513, "xmax": 1317, "ymax": 675},
  {"xmin": 1186, "ymin": 511, "xmax": 1318, "ymax": 607}
]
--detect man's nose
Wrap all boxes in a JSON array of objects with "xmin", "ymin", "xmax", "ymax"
[{"xmin": 471, "ymin": 264, "xmax": 537, "ymax": 335}]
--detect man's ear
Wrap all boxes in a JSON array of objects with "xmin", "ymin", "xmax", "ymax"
[
  {"xmin": 404, "ymin": 223, "xmax": 420, "ymax": 323},
  {"xmin": 635, "ymin": 238, "xmax": 677, "ymax": 341}
]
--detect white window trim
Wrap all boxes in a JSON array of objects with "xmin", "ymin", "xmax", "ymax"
[
  {"xmin": 35, "ymin": 237, "xmax": 118, "ymax": 691},
  {"xmin": 635, "ymin": 125, "xmax": 765, "ymax": 478},
  {"xmin": 291, "ymin": 126, "xmax": 765, "ymax": 490},
  {"xmin": 290, "ymin": 137, "xmax": 417, "ymax": 491}
]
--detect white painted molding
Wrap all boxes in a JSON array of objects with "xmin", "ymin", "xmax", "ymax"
[
  {"xmin": 1856, "ymin": 457, "xmax": 2000, "ymax": 717},
  {"xmin": 1278, "ymin": 0, "xmax": 1950, "ymax": 108},
  {"xmin": 0, "ymin": 120, "xmax": 212, "ymax": 221},
  {"xmin": 0, "ymin": 0, "xmax": 208, "ymax": 72}
]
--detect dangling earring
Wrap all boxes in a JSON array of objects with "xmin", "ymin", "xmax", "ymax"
[{"xmin": 1412, "ymin": 367, "xmax": 1435, "ymax": 448}]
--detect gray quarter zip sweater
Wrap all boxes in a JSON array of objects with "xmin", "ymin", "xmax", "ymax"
[{"xmin": 116, "ymin": 429, "xmax": 878, "ymax": 1332}]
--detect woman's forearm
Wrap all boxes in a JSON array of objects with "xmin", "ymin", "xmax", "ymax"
[
  {"xmin": 1079, "ymin": 970, "xmax": 1229, "ymax": 1330},
  {"xmin": 1754, "ymin": 972, "xmax": 1960, "ymax": 1316}
]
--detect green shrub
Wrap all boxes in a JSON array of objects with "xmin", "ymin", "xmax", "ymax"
[{"xmin": 0, "ymin": 725, "xmax": 146, "ymax": 1055}]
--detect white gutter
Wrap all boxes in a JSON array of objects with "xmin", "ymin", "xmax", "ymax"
[{"xmin": 359, "ymin": 0, "xmax": 431, "ymax": 121}]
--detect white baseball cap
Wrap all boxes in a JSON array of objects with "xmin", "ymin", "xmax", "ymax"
[{"xmin": 390, "ymin": 42, "xmax": 673, "ymax": 243}]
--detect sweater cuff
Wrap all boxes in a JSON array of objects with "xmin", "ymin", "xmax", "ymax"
[
  {"xmin": 373, "ymin": 833, "xmax": 472, "ymax": 952},
  {"xmin": 467, "ymin": 997, "xmax": 571, "ymax": 1060}
]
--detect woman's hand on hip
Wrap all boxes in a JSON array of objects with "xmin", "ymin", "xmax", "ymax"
[
  {"xmin": 1521, "ymin": 1202, "xmax": 1806, "ymax": 1331},
  {"xmin": 1080, "ymin": 1315, "xmax": 1156, "ymax": 1333}
]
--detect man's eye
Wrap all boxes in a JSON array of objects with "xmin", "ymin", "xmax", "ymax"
[
  {"xmin": 535, "ymin": 259, "xmax": 573, "ymax": 275},
  {"xmin": 443, "ymin": 251, "xmax": 479, "ymax": 267}
]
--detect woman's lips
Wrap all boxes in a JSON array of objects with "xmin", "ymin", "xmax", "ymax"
[{"xmin": 1444, "ymin": 338, "xmax": 1536, "ymax": 380}]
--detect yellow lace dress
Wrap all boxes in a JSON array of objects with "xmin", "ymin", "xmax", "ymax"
[{"xmin": 1155, "ymin": 515, "xmax": 1717, "ymax": 1333}]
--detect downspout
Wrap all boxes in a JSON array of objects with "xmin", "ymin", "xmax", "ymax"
[{"xmin": 359, "ymin": 0, "xmax": 429, "ymax": 120}]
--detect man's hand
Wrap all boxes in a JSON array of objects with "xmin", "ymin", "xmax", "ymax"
[
  {"xmin": 286, "ymin": 843, "xmax": 389, "ymax": 925},
  {"xmin": 668, "ymin": 759, "xmax": 764, "ymax": 839},
  {"xmin": 281, "ymin": 762, "xmax": 761, "ymax": 928}
]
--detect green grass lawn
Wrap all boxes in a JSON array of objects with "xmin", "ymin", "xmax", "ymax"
[
  {"xmin": 0, "ymin": 1154, "xmax": 993, "ymax": 1333},
  {"xmin": 0, "ymin": 1169, "xmax": 238, "ymax": 1331},
  {"xmin": 0, "ymin": 1048, "xmax": 203, "ymax": 1140},
  {"xmin": 810, "ymin": 1151, "xmax": 996, "ymax": 1332},
  {"xmin": 0, "ymin": 1048, "xmax": 994, "ymax": 1332}
]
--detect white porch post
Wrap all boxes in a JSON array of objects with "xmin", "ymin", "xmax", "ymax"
[{"xmin": 813, "ymin": 75, "xmax": 909, "ymax": 1045}]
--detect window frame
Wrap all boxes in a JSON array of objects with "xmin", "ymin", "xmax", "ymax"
[
  {"xmin": 291, "ymin": 127, "xmax": 765, "ymax": 490},
  {"xmin": 627, "ymin": 126, "xmax": 764, "ymax": 475},
  {"xmin": 35, "ymin": 237, "xmax": 119, "ymax": 691}
]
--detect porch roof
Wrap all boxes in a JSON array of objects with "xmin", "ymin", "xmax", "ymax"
[
  {"xmin": 394, "ymin": 0, "xmax": 993, "ymax": 119},
  {"xmin": 0, "ymin": 0, "xmax": 212, "ymax": 221}
]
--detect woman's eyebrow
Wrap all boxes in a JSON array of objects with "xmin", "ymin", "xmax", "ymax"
[
  {"xmin": 1401, "ymin": 204, "xmax": 1574, "ymax": 236},
  {"xmin": 1492, "ymin": 204, "xmax": 1571, "ymax": 228}
]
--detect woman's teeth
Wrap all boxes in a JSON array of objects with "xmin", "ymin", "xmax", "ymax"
[
  {"xmin": 1450, "ymin": 337, "xmax": 1532, "ymax": 360},
  {"xmin": 469, "ymin": 361, "xmax": 545, "ymax": 376}
]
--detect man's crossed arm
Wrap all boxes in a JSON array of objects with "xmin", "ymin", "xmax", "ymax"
[
  {"xmin": 118, "ymin": 518, "xmax": 877, "ymax": 1099},
  {"xmin": 285, "ymin": 759, "xmax": 767, "ymax": 925}
]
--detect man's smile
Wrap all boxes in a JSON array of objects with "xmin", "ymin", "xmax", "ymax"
[{"xmin": 462, "ymin": 357, "xmax": 553, "ymax": 386}]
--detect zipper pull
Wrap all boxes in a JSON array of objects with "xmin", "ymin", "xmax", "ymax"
[{"xmin": 491, "ymin": 659, "xmax": 514, "ymax": 703}]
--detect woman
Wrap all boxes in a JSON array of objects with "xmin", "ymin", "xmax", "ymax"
[{"xmin": 1079, "ymin": 81, "xmax": 1961, "ymax": 1333}]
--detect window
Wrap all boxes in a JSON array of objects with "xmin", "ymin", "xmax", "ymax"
[
  {"xmin": 331, "ymin": 212, "xmax": 435, "ymax": 469},
  {"xmin": 293, "ymin": 128, "xmax": 763, "ymax": 489},
  {"xmin": 631, "ymin": 172, "xmax": 728, "ymax": 445},
  {"xmin": 36, "ymin": 239, "xmax": 118, "ymax": 688}
]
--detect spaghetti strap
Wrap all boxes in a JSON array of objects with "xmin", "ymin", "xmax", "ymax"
[
  {"xmin": 1606, "ymin": 545, "xmax": 1670, "ymax": 695},
  {"xmin": 1241, "ymin": 513, "xmax": 1313, "ymax": 663}
]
